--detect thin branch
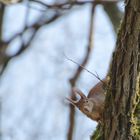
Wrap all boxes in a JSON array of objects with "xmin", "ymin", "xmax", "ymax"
[
  {"xmin": 103, "ymin": 2, "xmax": 123, "ymax": 34},
  {"xmin": 67, "ymin": 4, "xmax": 96, "ymax": 140},
  {"xmin": 0, "ymin": 5, "xmax": 5, "ymax": 140},
  {"xmin": 7, "ymin": 12, "xmax": 60, "ymax": 43},
  {"xmin": 0, "ymin": 13, "xmax": 61, "ymax": 77},
  {"xmin": 0, "ymin": 4, "xmax": 5, "ymax": 41},
  {"xmin": 31, "ymin": 0, "xmax": 119, "ymax": 10},
  {"xmin": 64, "ymin": 54, "xmax": 104, "ymax": 84}
]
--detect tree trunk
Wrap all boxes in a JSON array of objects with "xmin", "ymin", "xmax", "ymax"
[{"xmin": 91, "ymin": 0, "xmax": 140, "ymax": 139}]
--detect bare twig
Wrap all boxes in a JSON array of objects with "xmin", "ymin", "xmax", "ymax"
[
  {"xmin": 31, "ymin": 0, "xmax": 119, "ymax": 10},
  {"xmin": 0, "ymin": 5, "xmax": 5, "ymax": 139},
  {"xmin": 64, "ymin": 54, "xmax": 104, "ymax": 83},
  {"xmin": 0, "ymin": 13, "xmax": 61, "ymax": 77},
  {"xmin": 0, "ymin": 4, "xmax": 5, "ymax": 41}
]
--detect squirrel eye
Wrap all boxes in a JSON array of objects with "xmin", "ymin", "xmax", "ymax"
[{"xmin": 84, "ymin": 100, "xmax": 88, "ymax": 103}]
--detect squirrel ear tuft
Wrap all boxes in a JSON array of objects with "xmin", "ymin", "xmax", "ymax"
[
  {"xmin": 66, "ymin": 97, "xmax": 79, "ymax": 106},
  {"xmin": 72, "ymin": 88, "xmax": 86, "ymax": 99}
]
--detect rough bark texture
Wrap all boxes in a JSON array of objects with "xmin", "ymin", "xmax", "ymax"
[{"xmin": 91, "ymin": 0, "xmax": 140, "ymax": 139}]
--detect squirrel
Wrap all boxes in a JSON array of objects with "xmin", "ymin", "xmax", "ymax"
[{"xmin": 67, "ymin": 78, "xmax": 108, "ymax": 122}]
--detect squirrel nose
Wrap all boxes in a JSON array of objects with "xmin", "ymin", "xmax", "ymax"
[{"xmin": 83, "ymin": 105, "xmax": 92, "ymax": 113}]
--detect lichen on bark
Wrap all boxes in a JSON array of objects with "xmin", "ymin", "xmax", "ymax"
[
  {"xmin": 91, "ymin": 125, "xmax": 102, "ymax": 140},
  {"xmin": 130, "ymin": 73, "xmax": 140, "ymax": 139}
]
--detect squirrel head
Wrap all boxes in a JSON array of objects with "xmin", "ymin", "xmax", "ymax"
[
  {"xmin": 67, "ymin": 88, "xmax": 97, "ymax": 119},
  {"xmin": 66, "ymin": 79, "xmax": 108, "ymax": 121}
]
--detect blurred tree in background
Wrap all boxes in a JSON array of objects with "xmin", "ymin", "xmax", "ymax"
[{"xmin": 2, "ymin": 0, "xmax": 138, "ymax": 140}]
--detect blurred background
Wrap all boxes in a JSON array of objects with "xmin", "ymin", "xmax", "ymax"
[{"xmin": 0, "ymin": 0, "xmax": 124, "ymax": 140}]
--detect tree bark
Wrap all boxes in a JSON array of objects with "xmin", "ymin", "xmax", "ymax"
[{"xmin": 91, "ymin": 0, "xmax": 140, "ymax": 139}]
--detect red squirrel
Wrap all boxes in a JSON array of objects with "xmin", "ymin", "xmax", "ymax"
[{"xmin": 67, "ymin": 78, "xmax": 108, "ymax": 122}]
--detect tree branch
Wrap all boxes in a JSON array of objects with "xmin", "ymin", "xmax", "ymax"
[
  {"xmin": 0, "ymin": 13, "xmax": 61, "ymax": 76},
  {"xmin": 67, "ymin": 4, "xmax": 96, "ymax": 140},
  {"xmin": 103, "ymin": 2, "xmax": 123, "ymax": 34},
  {"xmin": 31, "ymin": 0, "xmax": 119, "ymax": 10}
]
